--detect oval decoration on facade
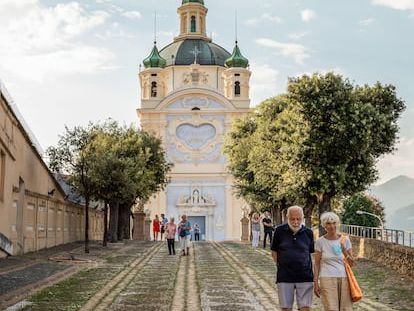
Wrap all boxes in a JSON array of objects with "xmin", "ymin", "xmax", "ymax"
[{"xmin": 176, "ymin": 123, "xmax": 216, "ymax": 149}]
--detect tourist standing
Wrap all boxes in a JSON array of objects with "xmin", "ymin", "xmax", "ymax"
[
  {"xmin": 271, "ymin": 206, "xmax": 314, "ymax": 311},
  {"xmin": 165, "ymin": 217, "xmax": 177, "ymax": 255},
  {"xmin": 262, "ymin": 211, "xmax": 274, "ymax": 249},
  {"xmin": 314, "ymin": 212, "xmax": 354, "ymax": 311},
  {"xmin": 160, "ymin": 213, "xmax": 168, "ymax": 241},
  {"xmin": 194, "ymin": 223, "xmax": 200, "ymax": 241},
  {"xmin": 153, "ymin": 215, "xmax": 160, "ymax": 241},
  {"xmin": 178, "ymin": 215, "xmax": 192, "ymax": 256},
  {"xmin": 251, "ymin": 212, "xmax": 261, "ymax": 248}
]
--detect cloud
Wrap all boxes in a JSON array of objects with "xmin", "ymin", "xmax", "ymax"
[
  {"xmin": 371, "ymin": 0, "xmax": 414, "ymax": 11},
  {"xmin": 249, "ymin": 62, "xmax": 280, "ymax": 106},
  {"xmin": 0, "ymin": 0, "xmax": 37, "ymax": 7},
  {"xmin": 288, "ymin": 31, "xmax": 310, "ymax": 40},
  {"xmin": 0, "ymin": 0, "xmax": 115, "ymax": 82},
  {"xmin": 301, "ymin": 9, "xmax": 316, "ymax": 22},
  {"xmin": 256, "ymin": 38, "xmax": 310, "ymax": 64},
  {"xmin": 293, "ymin": 67, "xmax": 346, "ymax": 79},
  {"xmin": 121, "ymin": 10, "xmax": 142, "ymax": 20},
  {"xmin": 159, "ymin": 30, "xmax": 174, "ymax": 37},
  {"xmin": 1, "ymin": 47, "xmax": 116, "ymax": 82},
  {"xmin": 246, "ymin": 13, "xmax": 282, "ymax": 26},
  {"xmin": 359, "ymin": 18, "xmax": 375, "ymax": 26}
]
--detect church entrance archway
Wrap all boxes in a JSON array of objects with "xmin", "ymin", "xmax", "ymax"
[{"xmin": 188, "ymin": 216, "xmax": 206, "ymax": 241}]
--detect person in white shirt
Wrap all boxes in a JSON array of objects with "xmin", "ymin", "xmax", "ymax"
[{"xmin": 314, "ymin": 212, "xmax": 354, "ymax": 311}]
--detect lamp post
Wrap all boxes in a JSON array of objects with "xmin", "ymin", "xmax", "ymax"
[{"xmin": 356, "ymin": 210, "xmax": 384, "ymax": 240}]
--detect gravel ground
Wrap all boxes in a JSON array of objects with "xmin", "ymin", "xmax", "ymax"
[{"xmin": 1, "ymin": 241, "xmax": 412, "ymax": 311}]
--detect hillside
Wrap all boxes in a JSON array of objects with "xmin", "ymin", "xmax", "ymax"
[
  {"xmin": 388, "ymin": 204, "xmax": 414, "ymax": 231},
  {"xmin": 368, "ymin": 175, "xmax": 414, "ymax": 231}
]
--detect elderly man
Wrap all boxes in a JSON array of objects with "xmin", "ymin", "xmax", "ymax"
[{"xmin": 271, "ymin": 206, "xmax": 315, "ymax": 311}]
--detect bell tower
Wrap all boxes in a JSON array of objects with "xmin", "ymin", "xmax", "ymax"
[{"xmin": 175, "ymin": 0, "xmax": 211, "ymax": 42}]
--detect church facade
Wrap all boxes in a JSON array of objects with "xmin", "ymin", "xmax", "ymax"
[{"xmin": 138, "ymin": 0, "xmax": 251, "ymax": 241}]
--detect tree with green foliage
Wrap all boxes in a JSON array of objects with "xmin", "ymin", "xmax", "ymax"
[
  {"xmin": 225, "ymin": 72, "xmax": 405, "ymax": 230},
  {"xmin": 287, "ymin": 73, "xmax": 404, "ymax": 231},
  {"xmin": 47, "ymin": 124, "xmax": 98, "ymax": 253},
  {"xmin": 87, "ymin": 122, "xmax": 172, "ymax": 243},
  {"xmin": 341, "ymin": 193, "xmax": 385, "ymax": 227},
  {"xmin": 48, "ymin": 121, "xmax": 172, "ymax": 249}
]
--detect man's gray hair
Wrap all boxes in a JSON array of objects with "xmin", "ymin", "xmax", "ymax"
[
  {"xmin": 286, "ymin": 205, "xmax": 304, "ymax": 218},
  {"xmin": 320, "ymin": 212, "xmax": 340, "ymax": 227}
]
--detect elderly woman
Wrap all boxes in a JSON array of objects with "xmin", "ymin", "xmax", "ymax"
[
  {"xmin": 314, "ymin": 212, "xmax": 354, "ymax": 311},
  {"xmin": 251, "ymin": 212, "xmax": 261, "ymax": 248},
  {"xmin": 165, "ymin": 217, "xmax": 177, "ymax": 255}
]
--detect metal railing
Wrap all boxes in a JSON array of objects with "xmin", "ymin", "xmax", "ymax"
[{"xmin": 340, "ymin": 224, "xmax": 414, "ymax": 248}]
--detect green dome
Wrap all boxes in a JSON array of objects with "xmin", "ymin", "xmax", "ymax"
[
  {"xmin": 160, "ymin": 39, "xmax": 231, "ymax": 67},
  {"xmin": 225, "ymin": 42, "xmax": 249, "ymax": 68},
  {"xmin": 143, "ymin": 43, "xmax": 167, "ymax": 68},
  {"xmin": 182, "ymin": 0, "xmax": 204, "ymax": 5}
]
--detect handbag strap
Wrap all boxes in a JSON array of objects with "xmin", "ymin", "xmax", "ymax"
[{"xmin": 340, "ymin": 235, "xmax": 350, "ymax": 263}]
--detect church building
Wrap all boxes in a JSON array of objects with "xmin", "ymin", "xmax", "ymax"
[{"xmin": 138, "ymin": 0, "xmax": 251, "ymax": 241}]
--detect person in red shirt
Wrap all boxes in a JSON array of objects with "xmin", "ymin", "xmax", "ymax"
[{"xmin": 153, "ymin": 214, "xmax": 160, "ymax": 241}]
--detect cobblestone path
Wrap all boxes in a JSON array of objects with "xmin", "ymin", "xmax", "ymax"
[
  {"xmin": 219, "ymin": 242, "xmax": 403, "ymax": 311},
  {"xmin": 3, "ymin": 241, "xmax": 412, "ymax": 311}
]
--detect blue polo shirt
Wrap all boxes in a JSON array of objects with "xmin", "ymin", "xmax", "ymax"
[{"xmin": 271, "ymin": 223, "xmax": 314, "ymax": 283}]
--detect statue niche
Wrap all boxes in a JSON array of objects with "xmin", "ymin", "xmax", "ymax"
[{"xmin": 177, "ymin": 189, "xmax": 216, "ymax": 208}]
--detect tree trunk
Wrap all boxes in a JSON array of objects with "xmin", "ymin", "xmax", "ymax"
[
  {"xmin": 318, "ymin": 193, "xmax": 332, "ymax": 236},
  {"xmin": 118, "ymin": 204, "xmax": 133, "ymax": 241},
  {"xmin": 103, "ymin": 202, "xmax": 108, "ymax": 247},
  {"xmin": 274, "ymin": 206, "xmax": 282, "ymax": 225},
  {"xmin": 85, "ymin": 196, "xmax": 90, "ymax": 253},
  {"xmin": 280, "ymin": 198, "xmax": 288, "ymax": 224},
  {"xmin": 271, "ymin": 205, "xmax": 281, "ymax": 226},
  {"xmin": 117, "ymin": 204, "xmax": 131, "ymax": 241},
  {"xmin": 304, "ymin": 195, "xmax": 316, "ymax": 227},
  {"xmin": 108, "ymin": 201, "xmax": 119, "ymax": 242}
]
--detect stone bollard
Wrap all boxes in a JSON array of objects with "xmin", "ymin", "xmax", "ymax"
[
  {"xmin": 144, "ymin": 218, "xmax": 152, "ymax": 241},
  {"xmin": 240, "ymin": 217, "xmax": 250, "ymax": 242},
  {"xmin": 132, "ymin": 212, "xmax": 146, "ymax": 240}
]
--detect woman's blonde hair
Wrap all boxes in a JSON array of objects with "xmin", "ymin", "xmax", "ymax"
[
  {"xmin": 252, "ymin": 212, "xmax": 259, "ymax": 220},
  {"xmin": 320, "ymin": 212, "xmax": 340, "ymax": 228}
]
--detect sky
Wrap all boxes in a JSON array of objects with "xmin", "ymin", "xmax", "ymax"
[{"xmin": 0, "ymin": 0, "xmax": 413, "ymax": 185}]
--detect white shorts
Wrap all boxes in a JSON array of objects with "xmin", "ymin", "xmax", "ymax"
[{"xmin": 180, "ymin": 235, "xmax": 191, "ymax": 250}]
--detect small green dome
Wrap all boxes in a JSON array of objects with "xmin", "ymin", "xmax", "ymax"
[
  {"xmin": 143, "ymin": 43, "xmax": 167, "ymax": 68},
  {"xmin": 182, "ymin": 0, "xmax": 204, "ymax": 5},
  {"xmin": 225, "ymin": 42, "xmax": 249, "ymax": 68}
]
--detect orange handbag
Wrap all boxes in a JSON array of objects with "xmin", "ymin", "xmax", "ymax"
[{"xmin": 341, "ymin": 236, "xmax": 363, "ymax": 302}]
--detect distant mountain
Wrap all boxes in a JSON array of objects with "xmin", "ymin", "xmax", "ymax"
[
  {"xmin": 368, "ymin": 175, "xmax": 414, "ymax": 231},
  {"xmin": 388, "ymin": 204, "xmax": 414, "ymax": 231}
]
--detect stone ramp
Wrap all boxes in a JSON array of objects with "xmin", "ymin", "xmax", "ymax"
[{"xmin": 2, "ymin": 241, "xmax": 413, "ymax": 310}]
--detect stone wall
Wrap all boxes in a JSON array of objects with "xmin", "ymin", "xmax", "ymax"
[
  {"xmin": 349, "ymin": 236, "xmax": 414, "ymax": 278},
  {"xmin": 3, "ymin": 189, "xmax": 104, "ymax": 256},
  {"xmin": 0, "ymin": 82, "xmax": 104, "ymax": 258}
]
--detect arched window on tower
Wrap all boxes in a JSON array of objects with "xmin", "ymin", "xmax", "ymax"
[
  {"xmin": 191, "ymin": 16, "xmax": 196, "ymax": 32},
  {"xmin": 235, "ymin": 81, "xmax": 241, "ymax": 97},
  {"xmin": 151, "ymin": 81, "xmax": 157, "ymax": 98}
]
